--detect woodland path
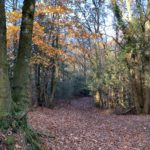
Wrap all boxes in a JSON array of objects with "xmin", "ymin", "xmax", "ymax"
[{"xmin": 28, "ymin": 97, "xmax": 150, "ymax": 150}]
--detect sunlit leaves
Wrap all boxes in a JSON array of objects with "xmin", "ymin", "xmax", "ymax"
[
  {"xmin": 7, "ymin": 11, "xmax": 22, "ymax": 24},
  {"xmin": 33, "ymin": 22, "xmax": 45, "ymax": 37},
  {"xmin": 35, "ymin": 2, "xmax": 71, "ymax": 16},
  {"xmin": 7, "ymin": 25, "xmax": 20, "ymax": 48}
]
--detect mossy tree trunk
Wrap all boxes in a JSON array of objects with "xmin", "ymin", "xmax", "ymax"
[
  {"xmin": 12, "ymin": 0, "xmax": 36, "ymax": 114},
  {"xmin": 49, "ymin": 36, "xmax": 59, "ymax": 107},
  {"xmin": 143, "ymin": 0, "xmax": 150, "ymax": 114},
  {"xmin": 49, "ymin": 59, "xmax": 58, "ymax": 106},
  {"xmin": 111, "ymin": 0, "xmax": 150, "ymax": 114},
  {"xmin": 0, "ymin": 0, "xmax": 12, "ymax": 120}
]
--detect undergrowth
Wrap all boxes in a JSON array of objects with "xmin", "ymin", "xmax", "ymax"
[{"xmin": 0, "ymin": 114, "xmax": 43, "ymax": 150}]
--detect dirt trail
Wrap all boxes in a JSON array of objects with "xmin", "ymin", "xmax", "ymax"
[{"xmin": 28, "ymin": 97, "xmax": 150, "ymax": 150}]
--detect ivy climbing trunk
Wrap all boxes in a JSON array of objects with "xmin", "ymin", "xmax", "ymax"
[
  {"xmin": 0, "ymin": 0, "xmax": 12, "ymax": 120},
  {"xmin": 12, "ymin": 0, "xmax": 36, "ymax": 114},
  {"xmin": 111, "ymin": 0, "xmax": 150, "ymax": 114}
]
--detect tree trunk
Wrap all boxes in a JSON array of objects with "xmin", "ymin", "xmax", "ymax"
[
  {"xmin": 35, "ymin": 64, "xmax": 42, "ymax": 106},
  {"xmin": 94, "ymin": 89, "xmax": 103, "ymax": 108},
  {"xmin": 49, "ymin": 59, "xmax": 58, "ymax": 107},
  {"xmin": 0, "ymin": 0, "xmax": 12, "ymax": 120},
  {"xmin": 143, "ymin": 85, "xmax": 150, "ymax": 114},
  {"xmin": 129, "ymin": 64, "xmax": 149, "ymax": 114},
  {"xmin": 12, "ymin": 0, "xmax": 36, "ymax": 114},
  {"xmin": 49, "ymin": 36, "xmax": 59, "ymax": 107}
]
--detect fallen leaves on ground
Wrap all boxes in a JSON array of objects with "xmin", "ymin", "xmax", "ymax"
[{"xmin": 28, "ymin": 97, "xmax": 150, "ymax": 150}]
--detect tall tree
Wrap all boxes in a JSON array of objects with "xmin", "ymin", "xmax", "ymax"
[
  {"xmin": 111, "ymin": 0, "xmax": 150, "ymax": 114},
  {"xmin": 12, "ymin": 0, "xmax": 36, "ymax": 114},
  {"xmin": 0, "ymin": 0, "xmax": 12, "ymax": 120}
]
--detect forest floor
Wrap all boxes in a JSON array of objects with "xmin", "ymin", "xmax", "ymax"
[{"xmin": 28, "ymin": 97, "xmax": 150, "ymax": 150}]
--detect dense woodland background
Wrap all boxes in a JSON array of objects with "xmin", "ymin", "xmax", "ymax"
[{"xmin": 0, "ymin": 0, "xmax": 150, "ymax": 149}]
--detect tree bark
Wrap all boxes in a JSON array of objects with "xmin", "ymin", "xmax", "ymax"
[
  {"xmin": 12, "ymin": 0, "xmax": 36, "ymax": 113},
  {"xmin": 49, "ymin": 58, "xmax": 58, "ymax": 107},
  {"xmin": 0, "ymin": 0, "xmax": 12, "ymax": 120},
  {"xmin": 49, "ymin": 36, "xmax": 59, "ymax": 107}
]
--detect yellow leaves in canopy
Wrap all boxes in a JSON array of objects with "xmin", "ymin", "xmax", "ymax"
[
  {"xmin": 7, "ymin": 21, "xmax": 44, "ymax": 48},
  {"xmin": 67, "ymin": 32, "xmax": 83, "ymax": 38},
  {"xmin": 7, "ymin": 22, "xmax": 45, "ymax": 42},
  {"xmin": 33, "ymin": 22, "xmax": 45, "ymax": 37},
  {"xmin": 32, "ymin": 22, "xmax": 72, "ymax": 62},
  {"xmin": 32, "ymin": 36, "xmax": 76, "ymax": 64},
  {"xmin": 7, "ymin": 25, "xmax": 20, "ymax": 34},
  {"xmin": 6, "ymin": 3, "xmax": 71, "ymax": 24},
  {"xmin": 91, "ymin": 33, "xmax": 103, "ymax": 39},
  {"xmin": 7, "ymin": 11, "xmax": 22, "ymax": 23},
  {"xmin": 36, "ymin": 2, "xmax": 71, "ymax": 16},
  {"xmin": 7, "ymin": 25, "xmax": 20, "ymax": 48},
  {"xmin": 33, "ymin": 37, "xmax": 65, "ymax": 57},
  {"xmin": 6, "ymin": 22, "xmax": 65, "ymax": 59}
]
